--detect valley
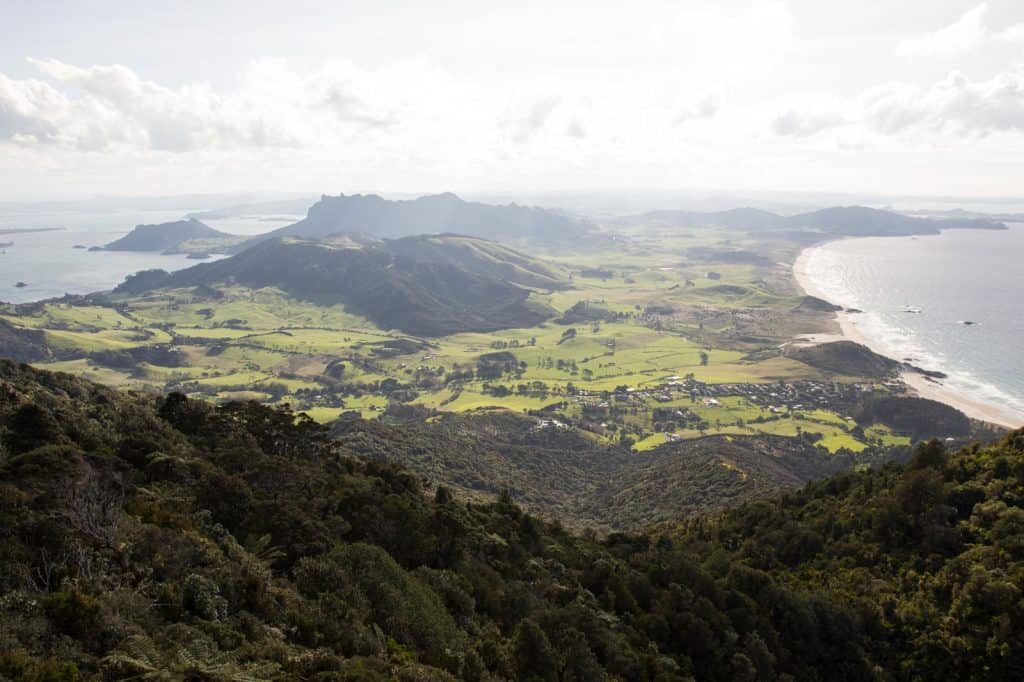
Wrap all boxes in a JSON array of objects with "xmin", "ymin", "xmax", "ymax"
[
  {"xmin": 3, "ymin": 207, "xmax": 991, "ymax": 464},
  {"xmin": 0, "ymin": 196, "xmax": 1009, "ymax": 530}
]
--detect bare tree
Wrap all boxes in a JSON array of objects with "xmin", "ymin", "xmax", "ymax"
[
  {"xmin": 31, "ymin": 547, "xmax": 69, "ymax": 593},
  {"xmin": 63, "ymin": 464, "xmax": 125, "ymax": 549}
]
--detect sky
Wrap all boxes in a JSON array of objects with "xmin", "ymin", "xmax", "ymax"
[{"xmin": 2, "ymin": 0, "xmax": 1024, "ymax": 201}]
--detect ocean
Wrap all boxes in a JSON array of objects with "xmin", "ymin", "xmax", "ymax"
[
  {"xmin": 799, "ymin": 224, "xmax": 1024, "ymax": 426},
  {"xmin": 0, "ymin": 209, "xmax": 296, "ymax": 304}
]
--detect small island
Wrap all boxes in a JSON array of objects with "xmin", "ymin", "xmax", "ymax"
[
  {"xmin": 14, "ymin": 281, "xmax": 27, "ymax": 288},
  {"xmin": 102, "ymin": 217, "xmax": 243, "ymax": 255}
]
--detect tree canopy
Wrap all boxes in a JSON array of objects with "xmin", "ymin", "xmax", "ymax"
[{"xmin": 0, "ymin": 360, "xmax": 1022, "ymax": 680}]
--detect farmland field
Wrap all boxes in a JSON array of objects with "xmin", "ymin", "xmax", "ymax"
[{"xmin": 3, "ymin": 227, "xmax": 912, "ymax": 453}]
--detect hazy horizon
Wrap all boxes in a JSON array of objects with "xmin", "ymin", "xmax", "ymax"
[{"xmin": 4, "ymin": 187, "xmax": 1024, "ymax": 219}]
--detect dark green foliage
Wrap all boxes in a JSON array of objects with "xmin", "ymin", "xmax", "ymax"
[
  {"xmin": 1, "ymin": 359, "xmax": 1023, "ymax": 680},
  {"xmin": 0, "ymin": 319, "xmax": 52, "ymax": 363},
  {"xmin": 113, "ymin": 268, "xmax": 173, "ymax": 294},
  {"xmin": 513, "ymin": 619, "xmax": 559, "ymax": 681},
  {"xmin": 789, "ymin": 340, "xmax": 900, "ymax": 378},
  {"xmin": 854, "ymin": 395, "xmax": 972, "ymax": 440},
  {"xmin": 5, "ymin": 403, "xmax": 63, "ymax": 454},
  {"xmin": 332, "ymin": 411, "xmax": 886, "ymax": 530},
  {"xmin": 118, "ymin": 235, "xmax": 564, "ymax": 336},
  {"xmin": 555, "ymin": 300, "xmax": 620, "ymax": 325}
]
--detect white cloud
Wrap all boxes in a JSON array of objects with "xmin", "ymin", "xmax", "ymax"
[
  {"xmin": 864, "ymin": 68, "xmax": 1024, "ymax": 136},
  {"xmin": 897, "ymin": 3, "xmax": 1024, "ymax": 59},
  {"xmin": 773, "ymin": 109, "xmax": 844, "ymax": 137},
  {"xmin": 508, "ymin": 98, "xmax": 559, "ymax": 143},
  {"xmin": 0, "ymin": 58, "xmax": 418, "ymax": 153},
  {"xmin": 897, "ymin": 3, "xmax": 990, "ymax": 58},
  {"xmin": 27, "ymin": 58, "xmax": 305, "ymax": 151},
  {"xmin": 501, "ymin": 96, "xmax": 598, "ymax": 144},
  {"xmin": 675, "ymin": 93, "xmax": 720, "ymax": 124},
  {"xmin": 0, "ymin": 72, "xmax": 66, "ymax": 143},
  {"xmin": 768, "ymin": 66, "xmax": 1024, "ymax": 141}
]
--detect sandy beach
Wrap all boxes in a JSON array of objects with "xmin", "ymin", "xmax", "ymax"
[{"xmin": 793, "ymin": 246, "xmax": 1022, "ymax": 430}]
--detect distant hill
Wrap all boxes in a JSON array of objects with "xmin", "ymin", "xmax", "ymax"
[
  {"xmin": 103, "ymin": 218, "xmax": 240, "ymax": 253},
  {"xmin": 630, "ymin": 205, "xmax": 1006, "ymax": 236},
  {"xmin": 789, "ymin": 340, "xmax": 900, "ymax": 378},
  {"xmin": 114, "ymin": 234, "xmax": 566, "ymax": 336},
  {"xmin": 785, "ymin": 205, "xmax": 1004, "ymax": 236},
  {"xmin": 240, "ymin": 192, "xmax": 594, "ymax": 249}
]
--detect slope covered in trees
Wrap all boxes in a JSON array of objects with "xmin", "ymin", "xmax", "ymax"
[
  {"xmin": 114, "ymin": 235, "xmax": 565, "ymax": 336},
  {"xmin": 788, "ymin": 340, "xmax": 900, "ymax": 378},
  {"xmin": 333, "ymin": 412, "xmax": 890, "ymax": 530},
  {"xmin": 0, "ymin": 318, "xmax": 53, "ymax": 363},
  {"xmin": 1, "ymin": 360, "xmax": 1022, "ymax": 680}
]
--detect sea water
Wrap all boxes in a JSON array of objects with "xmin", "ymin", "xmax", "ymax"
[
  {"xmin": 0, "ymin": 209, "xmax": 295, "ymax": 304},
  {"xmin": 801, "ymin": 223, "xmax": 1024, "ymax": 424}
]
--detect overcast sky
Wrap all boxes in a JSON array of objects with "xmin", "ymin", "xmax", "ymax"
[{"xmin": 2, "ymin": 0, "xmax": 1024, "ymax": 200}]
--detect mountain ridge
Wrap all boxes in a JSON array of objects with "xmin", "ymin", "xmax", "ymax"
[
  {"xmin": 113, "ymin": 234, "xmax": 566, "ymax": 336},
  {"xmin": 630, "ymin": 204, "xmax": 1007, "ymax": 236},
  {"xmin": 237, "ymin": 192, "xmax": 594, "ymax": 249}
]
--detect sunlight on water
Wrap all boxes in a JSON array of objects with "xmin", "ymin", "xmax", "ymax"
[{"xmin": 803, "ymin": 225, "xmax": 1024, "ymax": 421}]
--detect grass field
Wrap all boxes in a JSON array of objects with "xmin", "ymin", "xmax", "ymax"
[{"xmin": 1, "ymin": 228, "xmax": 908, "ymax": 453}]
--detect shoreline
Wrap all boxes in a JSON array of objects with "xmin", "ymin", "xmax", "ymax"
[{"xmin": 793, "ymin": 245, "xmax": 1021, "ymax": 430}]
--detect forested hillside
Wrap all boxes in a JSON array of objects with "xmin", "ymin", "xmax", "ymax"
[
  {"xmin": 333, "ymin": 412, "xmax": 891, "ymax": 530},
  {"xmin": 114, "ymin": 235, "xmax": 564, "ymax": 336},
  {"xmin": 1, "ymin": 360, "xmax": 1022, "ymax": 680}
]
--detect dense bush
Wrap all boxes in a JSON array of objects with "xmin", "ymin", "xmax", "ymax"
[{"xmin": 0, "ymin": 359, "xmax": 1022, "ymax": 679}]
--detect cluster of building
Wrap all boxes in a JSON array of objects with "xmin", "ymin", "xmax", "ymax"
[
  {"xmin": 666, "ymin": 377, "xmax": 875, "ymax": 413},
  {"xmin": 567, "ymin": 375, "xmax": 876, "ymax": 415}
]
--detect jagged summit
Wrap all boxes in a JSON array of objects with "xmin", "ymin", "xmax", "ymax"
[{"xmin": 240, "ymin": 192, "xmax": 593, "ymax": 248}]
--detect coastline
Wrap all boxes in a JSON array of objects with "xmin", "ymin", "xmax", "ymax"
[{"xmin": 793, "ymin": 245, "xmax": 1021, "ymax": 430}]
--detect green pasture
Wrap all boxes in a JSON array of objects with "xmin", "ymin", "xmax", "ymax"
[{"xmin": 0, "ymin": 227, "xmax": 910, "ymax": 454}]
